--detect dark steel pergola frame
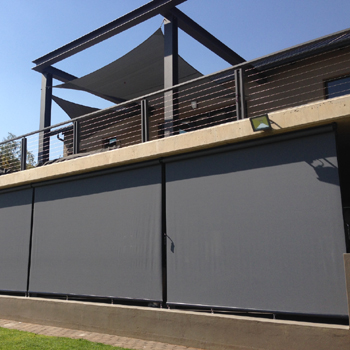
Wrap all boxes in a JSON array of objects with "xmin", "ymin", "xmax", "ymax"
[{"xmin": 32, "ymin": 0, "xmax": 245, "ymax": 164}]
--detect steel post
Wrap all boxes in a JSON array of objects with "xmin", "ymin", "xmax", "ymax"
[
  {"xmin": 38, "ymin": 72, "xmax": 52, "ymax": 165},
  {"xmin": 164, "ymin": 15, "xmax": 179, "ymax": 137}
]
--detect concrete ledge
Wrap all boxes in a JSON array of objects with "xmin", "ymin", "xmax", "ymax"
[
  {"xmin": 0, "ymin": 296, "xmax": 349, "ymax": 350},
  {"xmin": 0, "ymin": 95, "xmax": 350, "ymax": 191}
]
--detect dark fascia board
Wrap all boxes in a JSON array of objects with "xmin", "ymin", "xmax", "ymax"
[
  {"xmin": 32, "ymin": 0, "xmax": 187, "ymax": 72},
  {"xmin": 162, "ymin": 7, "xmax": 245, "ymax": 66}
]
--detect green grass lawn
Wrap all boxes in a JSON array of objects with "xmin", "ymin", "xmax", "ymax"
[{"xmin": 0, "ymin": 327, "xmax": 132, "ymax": 350}]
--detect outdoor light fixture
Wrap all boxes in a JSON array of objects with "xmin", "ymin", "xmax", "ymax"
[
  {"xmin": 191, "ymin": 101, "xmax": 198, "ymax": 109},
  {"xmin": 250, "ymin": 115, "xmax": 272, "ymax": 132}
]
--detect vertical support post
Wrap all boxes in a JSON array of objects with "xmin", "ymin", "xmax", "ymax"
[
  {"xmin": 38, "ymin": 72, "xmax": 52, "ymax": 165},
  {"xmin": 164, "ymin": 15, "xmax": 179, "ymax": 137},
  {"xmin": 234, "ymin": 68, "xmax": 246, "ymax": 120},
  {"xmin": 20, "ymin": 137, "xmax": 27, "ymax": 171},
  {"xmin": 141, "ymin": 99, "xmax": 150, "ymax": 142},
  {"xmin": 73, "ymin": 120, "xmax": 80, "ymax": 154}
]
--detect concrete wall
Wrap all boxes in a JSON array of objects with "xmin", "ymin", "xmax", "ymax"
[
  {"xmin": 0, "ymin": 294, "xmax": 349, "ymax": 350},
  {"xmin": 0, "ymin": 125, "xmax": 347, "ymax": 315}
]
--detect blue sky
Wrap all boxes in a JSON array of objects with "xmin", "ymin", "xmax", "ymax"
[{"xmin": 1, "ymin": 0, "xmax": 350, "ymax": 141}]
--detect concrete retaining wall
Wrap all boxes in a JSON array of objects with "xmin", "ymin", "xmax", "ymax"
[
  {"xmin": 1, "ymin": 252, "xmax": 349, "ymax": 349},
  {"xmin": 0, "ymin": 295, "xmax": 349, "ymax": 350}
]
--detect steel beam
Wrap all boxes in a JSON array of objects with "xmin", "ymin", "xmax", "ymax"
[
  {"xmin": 164, "ymin": 15, "xmax": 179, "ymax": 137},
  {"xmin": 162, "ymin": 7, "xmax": 245, "ymax": 66},
  {"xmin": 163, "ymin": 9, "xmax": 269, "ymax": 83},
  {"xmin": 43, "ymin": 66, "xmax": 78, "ymax": 83},
  {"xmin": 33, "ymin": 0, "xmax": 187, "ymax": 72}
]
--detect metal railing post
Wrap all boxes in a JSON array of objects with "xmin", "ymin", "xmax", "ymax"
[
  {"xmin": 234, "ymin": 69, "xmax": 245, "ymax": 120},
  {"xmin": 73, "ymin": 120, "xmax": 80, "ymax": 155},
  {"xmin": 239, "ymin": 68, "xmax": 246, "ymax": 119},
  {"xmin": 234, "ymin": 69, "xmax": 240, "ymax": 120},
  {"xmin": 20, "ymin": 137, "xmax": 27, "ymax": 171},
  {"xmin": 235, "ymin": 68, "xmax": 246, "ymax": 120},
  {"xmin": 141, "ymin": 99, "xmax": 150, "ymax": 142}
]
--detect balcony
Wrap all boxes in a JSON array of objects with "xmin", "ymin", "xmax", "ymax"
[{"xmin": 1, "ymin": 35, "xmax": 350, "ymax": 175}]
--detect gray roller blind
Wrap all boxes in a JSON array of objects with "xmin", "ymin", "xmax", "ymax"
[
  {"xmin": 30, "ymin": 165, "xmax": 162, "ymax": 300},
  {"xmin": 0, "ymin": 188, "xmax": 33, "ymax": 292},
  {"xmin": 166, "ymin": 130, "xmax": 348, "ymax": 316}
]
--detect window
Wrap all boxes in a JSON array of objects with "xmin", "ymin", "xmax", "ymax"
[
  {"xmin": 103, "ymin": 136, "xmax": 120, "ymax": 149},
  {"xmin": 325, "ymin": 76, "xmax": 350, "ymax": 99}
]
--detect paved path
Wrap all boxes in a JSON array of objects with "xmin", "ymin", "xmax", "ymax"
[{"xmin": 0, "ymin": 319, "xmax": 202, "ymax": 350}]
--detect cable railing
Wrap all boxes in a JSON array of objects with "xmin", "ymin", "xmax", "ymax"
[
  {"xmin": 245, "ymin": 44, "xmax": 350, "ymax": 116},
  {"xmin": 1, "ymin": 43, "xmax": 350, "ymax": 175}
]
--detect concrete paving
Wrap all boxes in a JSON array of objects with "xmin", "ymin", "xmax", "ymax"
[{"xmin": 0, "ymin": 319, "xmax": 202, "ymax": 350}]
